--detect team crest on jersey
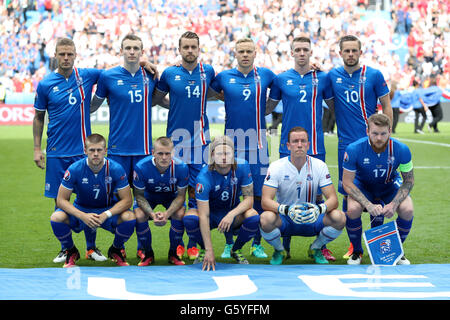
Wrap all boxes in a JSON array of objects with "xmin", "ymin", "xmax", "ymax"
[
  {"xmin": 169, "ymin": 177, "xmax": 177, "ymax": 184},
  {"xmin": 306, "ymin": 174, "xmax": 313, "ymax": 181},
  {"xmin": 105, "ymin": 176, "xmax": 112, "ymax": 184},
  {"xmin": 76, "ymin": 77, "xmax": 84, "ymax": 87},
  {"xmin": 387, "ymin": 156, "xmax": 395, "ymax": 165},
  {"xmin": 359, "ymin": 76, "xmax": 366, "ymax": 84},
  {"xmin": 196, "ymin": 183, "xmax": 204, "ymax": 194},
  {"xmin": 230, "ymin": 177, "xmax": 238, "ymax": 185},
  {"xmin": 200, "ymin": 72, "xmax": 206, "ymax": 80},
  {"xmin": 312, "ymin": 78, "xmax": 319, "ymax": 86},
  {"xmin": 63, "ymin": 170, "xmax": 71, "ymax": 181}
]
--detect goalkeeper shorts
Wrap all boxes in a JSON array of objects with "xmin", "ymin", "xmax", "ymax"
[{"xmin": 279, "ymin": 213, "xmax": 325, "ymax": 237}]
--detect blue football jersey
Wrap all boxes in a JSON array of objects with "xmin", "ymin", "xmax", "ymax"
[
  {"xmin": 195, "ymin": 159, "xmax": 253, "ymax": 212},
  {"xmin": 211, "ymin": 67, "xmax": 275, "ymax": 151},
  {"xmin": 61, "ymin": 157, "xmax": 129, "ymax": 209},
  {"xmin": 342, "ymin": 137, "xmax": 412, "ymax": 195},
  {"xmin": 133, "ymin": 156, "xmax": 189, "ymax": 201},
  {"xmin": 328, "ymin": 65, "xmax": 390, "ymax": 146},
  {"xmin": 95, "ymin": 66, "xmax": 157, "ymax": 156},
  {"xmin": 34, "ymin": 68, "xmax": 102, "ymax": 157},
  {"xmin": 269, "ymin": 69, "xmax": 332, "ymax": 156},
  {"xmin": 156, "ymin": 63, "xmax": 215, "ymax": 148}
]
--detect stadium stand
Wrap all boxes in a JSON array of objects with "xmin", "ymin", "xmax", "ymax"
[{"xmin": 0, "ymin": 0, "xmax": 448, "ymax": 99}]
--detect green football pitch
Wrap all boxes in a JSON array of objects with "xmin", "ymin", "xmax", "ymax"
[{"xmin": 0, "ymin": 122, "xmax": 449, "ymax": 268}]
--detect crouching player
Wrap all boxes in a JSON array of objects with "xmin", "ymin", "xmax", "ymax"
[
  {"xmin": 260, "ymin": 127, "xmax": 345, "ymax": 265},
  {"xmin": 183, "ymin": 136, "xmax": 260, "ymax": 271},
  {"xmin": 342, "ymin": 113, "xmax": 414, "ymax": 265},
  {"xmin": 132, "ymin": 136, "xmax": 190, "ymax": 266},
  {"xmin": 50, "ymin": 134, "xmax": 135, "ymax": 267}
]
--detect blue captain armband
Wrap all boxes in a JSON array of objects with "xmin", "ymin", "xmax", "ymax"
[{"xmin": 398, "ymin": 160, "xmax": 413, "ymax": 173}]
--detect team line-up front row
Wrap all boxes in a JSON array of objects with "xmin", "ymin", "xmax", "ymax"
[{"xmin": 51, "ymin": 113, "xmax": 414, "ymax": 270}]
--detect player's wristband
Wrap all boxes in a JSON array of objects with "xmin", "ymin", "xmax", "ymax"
[
  {"xmin": 105, "ymin": 210, "xmax": 113, "ymax": 218},
  {"xmin": 278, "ymin": 204, "xmax": 289, "ymax": 215},
  {"xmin": 318, "ymin": 203, "xmax": 327, "ymax": 214}
]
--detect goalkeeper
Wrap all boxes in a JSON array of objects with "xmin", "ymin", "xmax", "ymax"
[{"xmin": 260, "ymin": 127, "xmax": 345, "ymax": 264}]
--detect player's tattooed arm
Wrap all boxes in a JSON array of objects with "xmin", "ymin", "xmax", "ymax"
[
  {"xmin": 241, "ymin": 184, "xmax": 254, "ymax": 198},
  {"xmin": 133, "ymin": 188, "xmax": 154, "ymax": 215},
  {"xmin": 346, "ymin": 184, "xmax": 372, "ymax": 209},
  {"xmin": 391, "ymin": 169, "xmax": 414, "ymax": 209}
]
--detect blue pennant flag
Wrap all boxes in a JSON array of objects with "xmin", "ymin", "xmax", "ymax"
[{"xmin": 363, "ymin": 221, "xmax": 404, "ymax": 266}]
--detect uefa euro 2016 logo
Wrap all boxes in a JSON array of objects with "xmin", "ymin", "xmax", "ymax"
[{"xmin": 380, "ymin": 239, "xmax": 391, "ymax": 254}]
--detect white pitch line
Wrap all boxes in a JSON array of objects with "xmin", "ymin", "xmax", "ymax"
[
  {"xmin": 398, "ymin": 138, "xmax": 450, "ymax": 148},
  {"xmin": 327, "ymin": 165, "xmax": 450, "ymax": 169}
]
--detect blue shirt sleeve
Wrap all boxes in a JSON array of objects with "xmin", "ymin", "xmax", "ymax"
[
  {"xmin": 34, "ymin": 81, "xmax": 48, "ymax": 111},
  {"xmin": 176, "ymin": 162, "xmax": 190, "ymax": 189},
  {"xmin": 323, "ymin": 72, "xmax": 333, "ymax": 100},
  {"xmin": 374, "ymin": 69, "xmax": 390, "ymax": 98},
  {"xmin": 342, "ymin": 143, "xmax": 358, "ymax": 172},
  {"xmin": 156, "ymin": 69, "xmax": 169, "ymax": 93},
  {"xmin": 195, "ymin": 170, "xmax": 212, "ymax": 201},
  {"xmin": 210, "ymin": 71, "xmax": 223, "ymax": 93},
  {"xmin": 111, "ymin": 161, "xmax": 129, "ymax": 191},
  {"xmin": 94, "ymin": 70, "xmax": 108, "ymax": 99},
  {"xmin": 132, "ymin": 163, "xmax": 146, "ymax": 190},
  {"xmin": 237, "ymin": 161, "xmax": 253, "ymax": 187},
  {"xmin": 268, "ymin": 76, "xmax": 281, "ymax": 101},
  {"xmin": 61, "ymin": 163, "xmax": 77, "ymax": 190}
]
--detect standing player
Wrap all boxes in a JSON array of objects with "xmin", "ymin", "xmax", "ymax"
[
  {"xmin": 260, "ymin": 127, "xmax": 345, "ymax": 265},
  {"xmin": 266, "ymin": 36, "xmax": 334, "ymax": 260},
  {"xmin": 267, "ymin": 36, "xmax": 333, "ymax": 160},
  {"xmin": 327, "ymin": 35, "xmax": 393, "ymax": 258},
  {"xmin": 183, "ymin": 136, "xmax": 260, "ymax": 271},
  {"xmin": 342, "ymin": 114, "xmax": 414, "ymax": 265},
  {"xmin": 50, "ymin": 134, "xmax": 135, "ymax": 267},
  {"xmin": 90, "ymin": 34, "xmax": 159, "ymax": 184},
  {"xmin": 132, "ymin": 137, "xmax": 190, "ymax": 266},
  {"xmin": 33, "ymin": 38, "xmax": 103, "ymax": 262},
  {"xmin": 90, "ymin": 34, "xmax": 160, "ymax": 257},
  {"xmin": 209, "ymin": 38, "xmax": 276, "ymax": 259},
  {"xmin": 153, "ymin": 31, "xmax": 216, "ymax": 259}
]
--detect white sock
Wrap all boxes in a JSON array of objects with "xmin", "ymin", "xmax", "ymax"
[
  {"xmin": 311, "ymin": 226, "xmax": 342, "ymax": 250},
  {"xmin": 259, "ymin": 227, "xmax": 284, "ymax": 251}
]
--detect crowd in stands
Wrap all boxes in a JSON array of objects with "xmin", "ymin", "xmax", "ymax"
[{"xmin": 0, "ymin": 0, "xmax": 448, "ymax": 98}]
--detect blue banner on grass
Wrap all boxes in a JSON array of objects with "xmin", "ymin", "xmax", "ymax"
[{"xmin": 363, "ymin": 221, "xmax": 404, "ymax": 266}]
